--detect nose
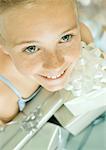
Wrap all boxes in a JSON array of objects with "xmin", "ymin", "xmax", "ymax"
[{"xmin": 43, "ymin": 50, "xmax": 65, "ymax": 69}]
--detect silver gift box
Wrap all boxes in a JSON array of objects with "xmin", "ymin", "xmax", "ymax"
[
  {"xmin": 0, "ymin": 122, "xmax": 69, "ymax": 150},
  {"xmin": 0, "ymin": 88, "xmax": 105, "ymax": 149},
  {"xmin": 0, "ymin": 88, "xmax": 65, "ymax": 150},
  {"xmin": 55, "ymin": 89, "xmax": 106, "ymax": 135}
]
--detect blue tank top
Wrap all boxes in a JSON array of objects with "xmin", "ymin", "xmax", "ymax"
[{"xmin": 0, "ymin": 75, "xmax": 41, "ymax": 111}]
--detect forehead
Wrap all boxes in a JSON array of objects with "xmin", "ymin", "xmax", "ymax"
[{"xmin": 0, "ymin": 0, "xmax": 77, "ymax": 46}]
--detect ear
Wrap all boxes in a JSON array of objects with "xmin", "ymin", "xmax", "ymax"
[
  {"xmin": 0, "ymin": 43, "xmax": 9, "ymax": 55},
  {"xmin": 0, "ymin": 34, "xmax": 10, "ymax": 55},
  {"xmin": 103, "ymin": 53, "xmax": 106, "ymax": 59},
  {"xmin": 80, "ymin": 22, "xmax": 94, "ymax": 44}
]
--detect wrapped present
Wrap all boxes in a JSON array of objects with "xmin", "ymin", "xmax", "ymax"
[
  {"xmin": 65, "ymin": 112, "xmax": 106, "ymax": 150},
  {"xmin": 55, "ymin": 105, "xmax": 105, "ymax": 136},
  {"xmin": 64, "ymin": 88, "xmax": 106, "ymax": 116},
  {"xmin": 0, "ymin": 88, "xmax": 64, "ymax": 150},
  {"xmin": 0, "ymin": 121, "xmax": 69, "ymax": 150}
]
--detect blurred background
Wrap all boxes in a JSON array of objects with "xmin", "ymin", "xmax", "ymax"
[{"xmin": 77, "ymin": 0, "xmax": 106, "ymax": 51}]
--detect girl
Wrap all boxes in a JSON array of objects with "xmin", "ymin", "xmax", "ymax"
[{"xmin": 0, "ymin": 0, "xmax": 103, "ymax": 124}]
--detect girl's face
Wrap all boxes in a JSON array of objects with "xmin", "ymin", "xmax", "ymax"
[{"xmin": 1, "ymin": 0, "xmax": 81, "ymax": 91}]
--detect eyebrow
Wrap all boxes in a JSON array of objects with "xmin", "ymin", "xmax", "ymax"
[
  {"xmin": 61, "ymin": 25, "xmax": 78, "ymax": 35},
  {"xmin": 14, "ymin": 25, "xmax": 78, "ymax": 46}
]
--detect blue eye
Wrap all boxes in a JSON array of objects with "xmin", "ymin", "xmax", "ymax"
[
  {"xmin": 24, "ymin": 45, "xmax": 39, "ymax": 54},
  {"xmin": 60, "ymin": 34, "xmax": 72, "ymax": 43}
]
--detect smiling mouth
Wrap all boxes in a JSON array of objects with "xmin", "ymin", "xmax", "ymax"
[{"xmin": 41, "ymin": 70, "xmax": 66, "ymax": 80}]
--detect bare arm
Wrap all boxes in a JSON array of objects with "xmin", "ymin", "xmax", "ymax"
[{"xmin": 0, "ymin": 84, "xmax": 19, "ymax": 124}]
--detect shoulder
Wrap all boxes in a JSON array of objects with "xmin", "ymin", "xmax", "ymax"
[
  {"xmin": 80, "ymin": 22, "xmax": 94, "ymax": 44},
  {"xmin": 0, "ymin": 81, "xmax": 19, "ymax": 123}
]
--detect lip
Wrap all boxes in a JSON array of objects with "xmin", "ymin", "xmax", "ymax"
[{"xmin": 40, "ymin": 68, "xmax": 67, "ymax": 81}]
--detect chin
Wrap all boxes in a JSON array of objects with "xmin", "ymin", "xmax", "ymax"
[{"xmin": 43, "ymin": 85, "xmax": 64, "ymax": 92}]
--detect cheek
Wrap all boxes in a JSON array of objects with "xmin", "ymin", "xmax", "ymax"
[
  {"xmin": 11, "ymin": 54, "xmax": 42, "ymax": 75},
  {"xmin": 61, "ymin": 36, "xmax": 81, "ymax": 63},
  {"xmin": 70, "ymin": 40, "xmax": 80, "ymax": 60}
]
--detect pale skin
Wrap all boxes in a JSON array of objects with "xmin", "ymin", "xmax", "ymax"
[{"xmin": 0, "ymin": 0, "xmax": 94, "ymax": 124}]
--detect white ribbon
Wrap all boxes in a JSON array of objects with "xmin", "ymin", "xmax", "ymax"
[{"xmin": 64, "ymin": 41, "xmax": 106, "ymax": 116}]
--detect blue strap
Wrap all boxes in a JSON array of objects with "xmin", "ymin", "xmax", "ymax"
[
  {"xmin": 0, "ymin": 75, "xmax": 22, "ymax": 98},
  {"xmin": 0, "ymin": 75, "xmax": 41, "ymax": 111},
  {"xmin": 18, "ymin": 98, "xmax": 26, "ymax": 111}
]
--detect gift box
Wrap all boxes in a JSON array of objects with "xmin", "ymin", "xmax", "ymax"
[
  {"xmin": 0, "ymin": 121, "xmax": 69, "ymax": 150},
  {"xmin": 64, "ymin": 88, "xmax": 106, "ymax": 116},
  {"xmin": 55, "ymin": 88, "xmax": 106, "ymax": 136},
  {"xmin": 0, "ymin": 88, "xmax": 64, "ymax": 150},
  {"xmin": 65, "ymin": 112, "xmax": 106, "ymax": 150},
  {"xmin": 55, "ymin": 105, "xmax": 105, "ymax": 136}
]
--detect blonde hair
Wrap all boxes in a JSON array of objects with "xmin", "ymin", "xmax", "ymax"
[
  {"xmin": 0, "ymin": 0, "xmax": 78, "ymax": 43},
  {"xmin": 0, "ymin": 0, "xmax": 77, "ymax": 13},
  {"xmin": 0, "ymin": 0, "xmax": 37, "ymax": 14}
]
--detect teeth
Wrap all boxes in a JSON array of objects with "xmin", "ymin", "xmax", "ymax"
[{"xmin": 46, "ymin": 71, "xmax": 64, "ymax": 79}]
